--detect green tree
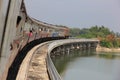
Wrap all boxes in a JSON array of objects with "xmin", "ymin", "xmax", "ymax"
[
  {"xmin": 70, "ymin": 26, "xmax": 120, "ymax": 48},
  {"xmin": 70, "ymin": 28, "xmax": 81, "ymax": 37}
]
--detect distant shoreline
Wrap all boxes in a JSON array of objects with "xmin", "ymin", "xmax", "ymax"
[{"xmin": 96, "ymin": 45, "xmax": 120, "ymax": 53}]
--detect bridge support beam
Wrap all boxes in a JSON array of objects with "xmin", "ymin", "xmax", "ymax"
[{"xmin": 50, "ymin": 41, "xmax": 99, "ymax": 57}]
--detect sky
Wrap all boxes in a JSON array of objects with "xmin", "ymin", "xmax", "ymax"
[{"xmin": 24, "ymin": 0, "xmax": 120, "ymax": 32}]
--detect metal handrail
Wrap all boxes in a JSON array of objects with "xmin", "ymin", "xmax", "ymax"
[
  {"xmin": 46, "ymin": 39, "xmax": 99, "ymax": 80},
  {"xmin": 46, "ymin": 50, "xmax": 62, "ymax": 80}
]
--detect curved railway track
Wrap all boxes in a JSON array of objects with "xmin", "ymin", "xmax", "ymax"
[{"xmin": 6, "ymin": 37, "xmax": 65, "ymax": 80}]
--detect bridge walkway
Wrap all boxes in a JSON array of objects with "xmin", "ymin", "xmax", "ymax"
[
  {"xmin": 27, "ymin": 43, "xmax": 49, "ymax": 80},
  {"xmin": 16, "ymin": 42, "xmax": 51, "ymax": 80}
]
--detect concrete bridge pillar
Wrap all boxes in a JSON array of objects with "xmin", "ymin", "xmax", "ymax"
[
  {"xmin": 50, "ymin": 41, "xmax": 99, "ymax": 58},
  {"xmin": 90, "ymin": 42, "xmax": 98, "ymax": 48},
  {"xmin": 76, "ymin": 44, "xmax": 80, "ymax": 49},
  {"xmin": 79, "ymin": 44, "xmax": 82, "ymax": 50},
  {"xmin": 71, "ymin": 44, "xmax": 75, "ymax": 49},
  {"xmin": 87, "ymin": 43, "xmax": 91, "ymax": 48}
]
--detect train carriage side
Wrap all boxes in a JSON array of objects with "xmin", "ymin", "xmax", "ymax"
[
  {"xmin": 0, "ymin": 1, "xmax": 70, "ymax": 79},
  {"xmin": 0, "ymin": 0, "xmax": 27, "ymax": 79}
]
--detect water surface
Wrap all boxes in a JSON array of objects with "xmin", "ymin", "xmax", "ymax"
[{"xmin": 52, "ymin": 50, "xmax": 120, "ymax": 80}]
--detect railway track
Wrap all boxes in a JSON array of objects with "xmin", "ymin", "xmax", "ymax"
[{"xmin": 6, "ymin": 37, "xmax": 66, "ymax": 80}]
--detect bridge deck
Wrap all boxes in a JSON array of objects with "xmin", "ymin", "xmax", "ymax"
[
  {"xmin": 16, "ymin": 42, "xmax": 50, "ymax": 80},
  {"xmin": 27, "ymin": 43, "xmax": 49, "ymax": 80}
]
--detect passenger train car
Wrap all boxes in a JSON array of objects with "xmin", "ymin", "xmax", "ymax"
[{"xmin": 0, "ymin": 0, "xmax": 69, "ymax": 79}]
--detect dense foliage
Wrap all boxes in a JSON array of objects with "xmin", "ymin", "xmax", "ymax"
[{"xmin": 70, "ymin": 25, "xmax": 120, "ymax": 48}]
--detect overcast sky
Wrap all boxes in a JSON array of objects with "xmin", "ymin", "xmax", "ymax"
[{"xmin": 24, "ymin": 0, "xmax": 120, "ymax": 32}]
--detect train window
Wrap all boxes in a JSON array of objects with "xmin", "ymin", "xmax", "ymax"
[
  {"xmin": 20, "ymin": 27, "xmax": 22, "ymax": 32},
  {"xmin": 41, "ymin": 28, "xmax": 43, "ymax": 31},
  {"xmin": 16, "ymin": 16, "xmax": 22, "ymax": 27}
]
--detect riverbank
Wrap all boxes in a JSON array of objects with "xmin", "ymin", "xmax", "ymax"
[{"xmin": 96, "ymin": 45, "xmax": 120, "ymax": 53}]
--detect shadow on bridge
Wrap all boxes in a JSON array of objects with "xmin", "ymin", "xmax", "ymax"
[{"xmin": 6, "ymin": 37, "xmax": 66, "ymax": 80}]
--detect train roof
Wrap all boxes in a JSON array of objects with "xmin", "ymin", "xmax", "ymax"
[{"xmin": 23, "ymin": 1, "xmax": 69, "ymax": 30}]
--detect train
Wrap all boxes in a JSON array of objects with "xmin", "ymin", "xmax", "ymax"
[{"xmin": 0, "ymin": 0, "xmax": 69, "ymax": 79}]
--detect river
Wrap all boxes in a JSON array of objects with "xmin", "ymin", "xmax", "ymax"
[{"xmin": 52, "ymin": 49, "xmax": 120, "ymax": 80}]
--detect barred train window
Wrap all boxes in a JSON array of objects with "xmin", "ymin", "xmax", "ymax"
[{"xmin": 16, "ymin": 16, "xmax": 22, "ymax": 27}]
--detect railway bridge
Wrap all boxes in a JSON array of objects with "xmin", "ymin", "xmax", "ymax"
[
  {"xmin": 0, "ymin": 0, "xmax": 99, "ymax": 80},
  {"xmin": 12, "ymin": 39, "xmax": 99, "ymax": 80}
]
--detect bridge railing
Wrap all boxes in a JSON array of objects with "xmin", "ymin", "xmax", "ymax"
[
  {"xmin": 46, "ymin": 39, "xmax": 99, "ymax": 80},
  {"xmin": 46, "ymin": 41, "xmax": 62, "ymax": 80},
  {"xmin": 46, "ymin": 53, "xmax": 62, "ymax": 80}
]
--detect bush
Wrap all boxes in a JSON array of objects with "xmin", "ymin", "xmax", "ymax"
[{"xmin": 100, "ymin": 40, "xmax": 113, "ymax": 48}]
